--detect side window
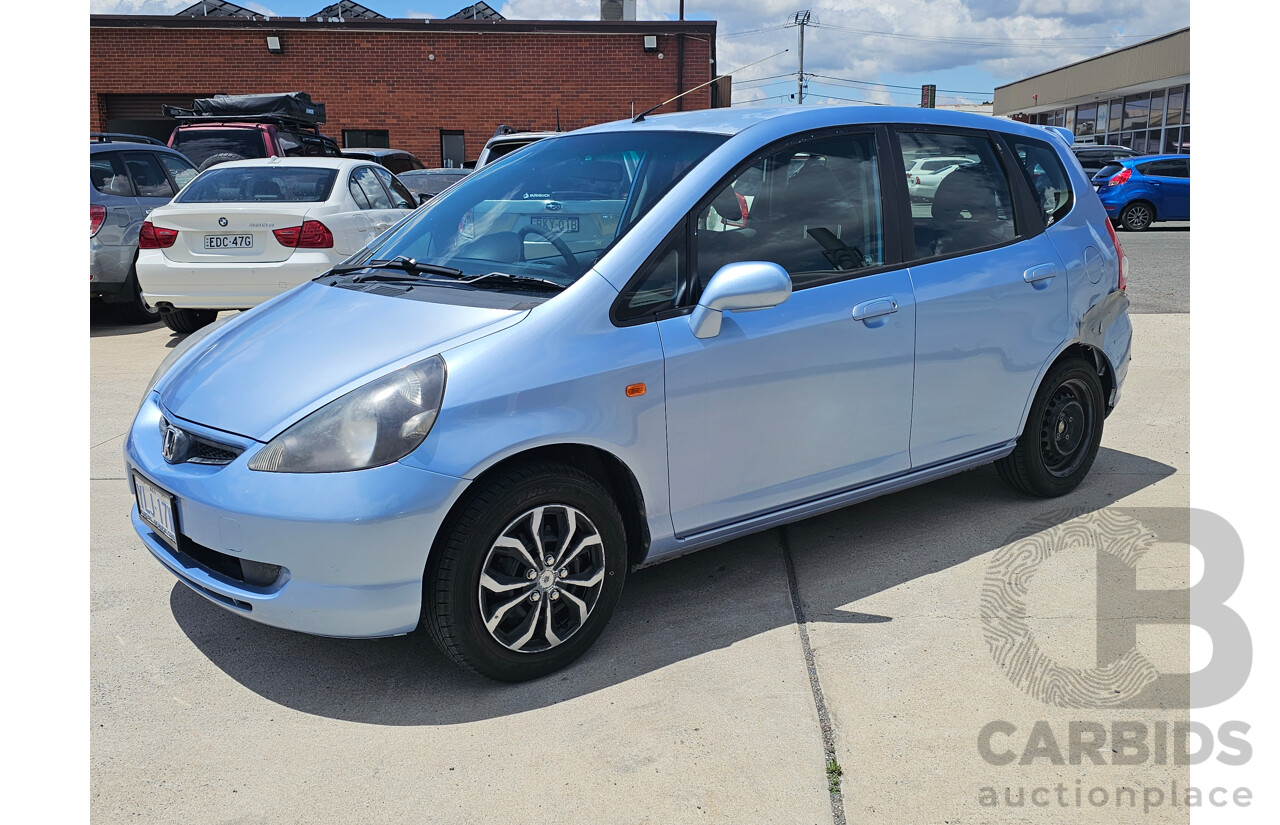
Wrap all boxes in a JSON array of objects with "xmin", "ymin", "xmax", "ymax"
[
  {"xmin": 373, "ymin": 167, "xmax": 415, "ymax": 209},
  {"xmin": 122, "ymin": 151, "xmax": 176, "ymax": 199},
  {"xmin": 695, "ymin": 131, "xmax": 884, "ymax": 290},
  {"xmin": 277, "ymin": 132, "xmax": 304, "ymax": 157},
  {"xmin": 351, "ymin": 166, "xmax": 393, "ymax": 209},
  {"xmin": 348, "ymin": 173, "xmax": 372, "ymax": 209},
  {"xmin": 1008, "ymin": 137, "xmax": 1074, "ymax": 226},
  {"xmin": 1147, "ymin": 159, "xmax": 1189, "ymax": 178},
  {"xmin": 897, "ymin": 131, "xmax": 1014, "ymax": 260},
  {"xmin": 90, "ymin": 153, "xmax": 134, "ymax": 196},
  {"xmin": 156, "ymin": 152, "xmax": 198, "ymax": 190},
  {"xmin": 615, "ymin": 224, "xmax": 686, "ymax": 323}
]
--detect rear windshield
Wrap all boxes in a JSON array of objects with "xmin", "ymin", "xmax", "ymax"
[
  {"xmin": 176, "ymin": 166, "xmax": 339, "ymax": 203},
  {"xmin": 1094, "ymin": 163, "xmax": 1125, "ymax": 180},
  {"xmin": 171, "ymin": 129, "xmax": 268, "ymax": 167}
]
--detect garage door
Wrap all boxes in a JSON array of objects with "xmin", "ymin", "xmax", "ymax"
[{"xmin": 102, "ymin": 93, "xmax": 208, "ymax": 143}]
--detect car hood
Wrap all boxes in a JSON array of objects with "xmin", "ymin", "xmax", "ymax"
[{"xmin": 158, "ymin": 282, "xmax": 528, "ymax": 440}]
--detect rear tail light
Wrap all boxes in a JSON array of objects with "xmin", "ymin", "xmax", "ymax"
[
  {"xmin": 139, "ymin": 220, "xmax": 177, "ymax": 249},
  {"xmin": 1105, "ymin": 218, "xmax": 1128, "ymax": 292},
  {"xmin": 90, "ymin": 204, "xmax": 106, "ymax": 237},
  {"xmin": 273, "ymin": 220, "xmax": 334, "ymax": 249},
  {"xmin": 1104, "ymin": 167, "xmax": 1131, "ymax": 187}
]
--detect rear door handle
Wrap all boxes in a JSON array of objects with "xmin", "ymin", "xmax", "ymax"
[
  {"xmin": 1023, "ymin": 264, "xmax": 1058, "ymax": 284},
  {"xmin": 852, "ymin": 297, "xmax": 898, "ymax": 322}
]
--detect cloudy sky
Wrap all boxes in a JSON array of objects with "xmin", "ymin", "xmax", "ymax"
[{"xmin": 91, "ymin": 1, "xmax": 1192, "ymax": 107}]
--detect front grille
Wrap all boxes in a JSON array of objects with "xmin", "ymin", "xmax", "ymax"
[
  {"xmin": 160, "ymin": 417, "xmax": 244, "ymax": 466},
  {"xmin": 188, "ymin": 436, "xmax": 242, "ymax": 465}
]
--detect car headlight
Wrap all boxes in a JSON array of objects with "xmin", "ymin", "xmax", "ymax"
[{"xmin": 248, "ymin": 355, "xmax": 446, "ymax": 473}]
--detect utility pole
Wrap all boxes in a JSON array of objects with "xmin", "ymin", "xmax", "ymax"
[{"xmin": 792, "ymin": 10, "xmax": 811, "ymax": 105}]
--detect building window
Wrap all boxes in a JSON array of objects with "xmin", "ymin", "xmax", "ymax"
[
  {"xmin": 441, "ymin": 130, "xmax": 465, "ymax": 168},
  {"xmin": 1122, "ymin": 94, "xmax": 1150, "ymax": 132},
  {"xmin": 343, "ymin": 129, "xmax": 390, "ymax": 149}
]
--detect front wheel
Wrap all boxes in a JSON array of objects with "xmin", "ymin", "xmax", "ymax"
[
  {"xmin": 162, "ymin": 308, "xmax": 218, "ymax": 333},
  {"xmin": 995, "ymin": 358, "xmax": 1105, "ymax": 497},
  {"xmin": 424, "ymin": 462, "xmax": 628, "ymax": 682}
]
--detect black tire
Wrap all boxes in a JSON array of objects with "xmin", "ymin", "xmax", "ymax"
[
  {"xmin": 1119, "ymin": 201, "xmax": 1155, "ymax": 231},
  {"xmin": 995, "ymin": 357, "xmax": 1105, "ymax": 498},
  {"xmin": 424, "ymin": 461, "xmax": 628, "ymax": 682},
  {"xmin": 114, "ymin": 265, "xmax": 161, "ymax": 325},
  {"xmin": 162, "ymin": 308, "xmax": 218, "ymax": 333},
  {"xmin": 198, "ymin": 152, "xmax": 246, "ymax": 171}
]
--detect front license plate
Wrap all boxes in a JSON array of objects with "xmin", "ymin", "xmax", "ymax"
[
  {"xmin": 134, "ymin": 472, "xmax": 179, "ymax": 550},
  {"xmin": 529, "ymin": 216, "xmax": 579, "ymax": 234},
  {"xmin": 204, "ymin": 234, "xmax": 253, "ymax": 249}
]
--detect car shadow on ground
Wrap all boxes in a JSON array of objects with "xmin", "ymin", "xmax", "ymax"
[{"xmin": 169, "ymin": 448, "xmax": 1175, "ymax": 725}]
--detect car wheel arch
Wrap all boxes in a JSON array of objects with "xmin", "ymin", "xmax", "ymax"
[
  {"xmin": 1016, "ymin": 342, "xmax": 1117, "ymax": 437},
  {"xmin": 435, "ymin": 442, "xmax": 652, "ymax": 573}
]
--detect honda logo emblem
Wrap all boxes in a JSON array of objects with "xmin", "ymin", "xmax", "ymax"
[{"xmin": 161, "ymin": 425, "xmax": 187, "ymax": 464}]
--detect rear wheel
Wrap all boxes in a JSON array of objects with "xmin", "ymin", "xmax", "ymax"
[
  {"xmin": 995, "ymin": 357, "xmax": 1104, "ymax": 497},
  {"xmin": 424, "ymin": 461, "xmax": 627, "ymax": 682},
  {"xmin": 114, "ymin": 265, "xmax": 161, "ymax": 325},
  {"xmin": 1119, "ymin": 201, "xmax": 1155, "ymax": 231},
  {"xmin": 162, "ymin": 308, "xmax": 218, "ymax": 333}
]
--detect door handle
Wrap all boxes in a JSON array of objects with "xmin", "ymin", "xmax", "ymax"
[
  {"xmin": 852, "ymin": 297, "xmax": 898, "ymax": 322},
  {"xmin": 1022, "ymin": 264, "xmax": 1058, "ymax": 284}
]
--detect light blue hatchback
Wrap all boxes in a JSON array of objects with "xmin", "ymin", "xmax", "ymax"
[{"xmin": 125, "ymin": 106, "xmax": 1132, "ymax": 681}]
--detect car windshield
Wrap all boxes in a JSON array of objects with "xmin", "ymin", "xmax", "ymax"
[
  {"xmin": 175, "ymin": 166, "xmax": 339, "ymax": 203},
  {"xmin": 351, "ymin": 130, "xmax": 727, "ymax": 287},
  {"xmin": 171, "ymin": 129, "xmax": 268, "ymax": 167}
]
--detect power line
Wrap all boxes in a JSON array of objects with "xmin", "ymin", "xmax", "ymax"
[
  {"xmin": 807, "ymin": 73, "xmax": 991, "ymax": 96},
  {"xmin": 813, "ymin": 22, "xmax": 1163, "ymax": 46}
]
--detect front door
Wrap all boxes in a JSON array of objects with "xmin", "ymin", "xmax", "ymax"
[{"xmin": 658, "ymin": 130, "xmax": 917, "ymax": 537}]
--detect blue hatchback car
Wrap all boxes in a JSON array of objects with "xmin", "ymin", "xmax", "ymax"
[
  {"xmin": 125, "ymin": 106, "xmax": 1132, "ymax": 681},
  {"xmin": 1091, "ymin": 153, "xmax": 1190, "ymax": 231}
]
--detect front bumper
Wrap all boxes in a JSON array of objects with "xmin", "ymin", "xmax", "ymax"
[{"xmin": 124, "ymin": 393, "xmax": 470, "ymax": 638}]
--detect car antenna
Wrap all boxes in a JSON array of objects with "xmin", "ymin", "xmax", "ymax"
[
  {"xmin": 633, "ymin": 50, "xmax": 789, "ymax": 123},
  {"xmin": 556, "ymin": 108, "xmax": 562, "ymax": 132}
]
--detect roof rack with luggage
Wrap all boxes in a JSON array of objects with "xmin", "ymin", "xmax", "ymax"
[{"xmin": 161, "ymin": 92, "xmax": 327, "ymax": 130}]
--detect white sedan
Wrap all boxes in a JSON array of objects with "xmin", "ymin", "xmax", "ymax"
[{"xmin": 136, "ymin": 157, "xmax": 418, "ymax": 332}]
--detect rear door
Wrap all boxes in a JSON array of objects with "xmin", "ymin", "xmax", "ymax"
[
  {"xmin": 894, "ymin": 127, "xmax": 1069, "ymax": 467},
  {"xmin": 349, "ymin": 165, "xmax": 403, "ymax": 237},
  {"xmin": 1143, "ymin": 158, "xmax": 1190, "ymax": 219},
  {"xmin": 90, "ymin": 150, "xmax": 144, "ymax": 281}
]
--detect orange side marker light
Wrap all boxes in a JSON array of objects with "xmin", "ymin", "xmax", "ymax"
[{"xmin": 625, "ymin": 383, "xmax": 647, "ymax": 397}]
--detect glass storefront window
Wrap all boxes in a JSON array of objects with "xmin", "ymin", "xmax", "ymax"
[
  {"xmin": 1147, "ymin": 130, "xmax": 1161, "ymax": 152},
  {"xmin": 1183, "ymin": 86, "xmax": 1190, "ymax": 123},
  {"xmin": 1166, "ymin": 87, "xmax": 1185, "ymax": 126},
  {"xmin": 1075, "ymin": 104, "xmax": 1097, "ymax": 136},
  {"xmin": 1180, "ymin": 124, "xmax": 1190, "ymax": 153},
  {"xmin": 1064, "ymin": 108, "xmax": 1075, "ymax": 134},
  {"xmin": 1123, "ymin": 94, "xmax": 1150, "ymax": 131},
  {"xmin": 1163, "ymin": 127, "xmax": 1181, "ymax": 154},
  {"xmin": 1109, "ymin": 99, "xmax": 1123, "ymax": 130},
  {"xmin": 1096, "ymin": 102, "xmax": 1109, "ymax": 136},
  {"xmin": 1150, "ymin": 91, "xmax": 1165, "ymax": 127}
]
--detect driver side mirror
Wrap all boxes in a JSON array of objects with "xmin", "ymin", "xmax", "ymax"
[{"xmin": 689, "ymin": 261, "xmax": 792, "ymax": 339}]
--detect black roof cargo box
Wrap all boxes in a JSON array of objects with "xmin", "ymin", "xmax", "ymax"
[{"xmin": 161, "ymin": 92, "xmax": 326, "ymax": 126}]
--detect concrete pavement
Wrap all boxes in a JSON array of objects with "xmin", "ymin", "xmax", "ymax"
[{"xmin": 90, "ymin": 307, "xmax": 1188, "ymax": 824}]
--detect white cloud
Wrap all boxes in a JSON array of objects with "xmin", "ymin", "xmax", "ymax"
[{"xmin": 498, "ymin": 0, "xmax": 1190, "ymax": 104}]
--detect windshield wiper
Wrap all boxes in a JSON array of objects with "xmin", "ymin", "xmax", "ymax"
[
  {"xmin": 331, "ymin": 256, "xmax": 463, "ymax": 282},
  {"xmin": 459, "ymin": 272, "xmax": 567, "ymax": 292}
]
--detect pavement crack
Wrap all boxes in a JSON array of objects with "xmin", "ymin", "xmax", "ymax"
[
  {"xmin": 91, "ymin": 433, "xmax": 126, "ymax": 450},
  {"xmin": 779, "ymin": 525, "xmax": 847, "ymax": 825}
]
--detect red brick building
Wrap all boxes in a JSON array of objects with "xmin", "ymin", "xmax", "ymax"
[{"xmin": 90, "ymin": 14, "xmax": 721, "ymax": 167}]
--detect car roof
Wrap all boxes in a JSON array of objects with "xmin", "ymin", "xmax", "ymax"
[
  {"xmin": 1120, "ymin": 153, "xmax": 1188, "ymax": 165},
  {"xmin": 343, "ymin": 148, "xmax": 418, "ymax": 159},
  {"xmin": 571, "ymin": 105, "xmax": 1067, "ymax": 143},
  {"xmin": 1073, "ymin": 145, "xmax": 1137, "ymax": 152},
  {"xmin": 90, "ymin": 141, "xmax": 189, "ymax": 157},
  {"xmin": 399, "ymin": 167, "xmax": 469, "ymax": 176},
  {"xmin": 196, "ymin": 157, "xmax": 372, "ymax": 171},
  {"xmin": 485, "ymin": 132, "xmax": 560, "ymax": 145}
]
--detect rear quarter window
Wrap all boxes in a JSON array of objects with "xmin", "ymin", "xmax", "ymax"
[{"xmin": 1008, "ymin": 137, "xmax": 1074, "ymax": 226}]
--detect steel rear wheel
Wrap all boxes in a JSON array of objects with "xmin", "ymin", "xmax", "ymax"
[
  {"xmin": 424, "ymin": 461, "xmax": 627, "ymax": 682},
  {"xmin": 996, "ymin": 357, "xmax": 1105, "ymax": 497}
]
